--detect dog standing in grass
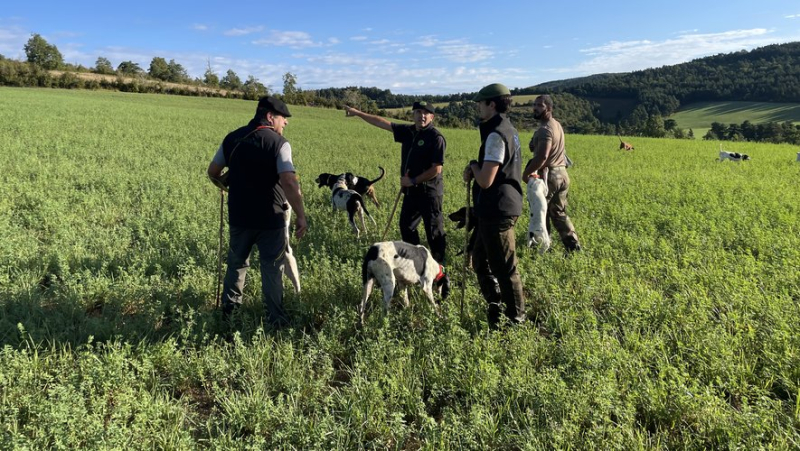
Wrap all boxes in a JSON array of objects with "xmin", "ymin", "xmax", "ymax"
[
  {"xmin": 315, "ymin": 166, "xmax": 385, "ymax": 208},
  {"xmin": 331, "ymin": 174, "xmax": 375, "ymax": 238},
  {"xmin": 359, "ymin": 241, "xmax": 450, "ymax": 324}
]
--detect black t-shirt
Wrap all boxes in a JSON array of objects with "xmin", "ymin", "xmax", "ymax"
[{"xmin": 392, "ymin": 123, "xmax": 445, "ymax": 196}]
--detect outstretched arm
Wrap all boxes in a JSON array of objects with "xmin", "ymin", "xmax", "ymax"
[{"xmin": 344, "ymin": 105, "xmax": 393, "ymax": 132}]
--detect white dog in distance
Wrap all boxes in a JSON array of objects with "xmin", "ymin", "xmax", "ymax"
[
  {"xmin": 718, "ymin": 150, "xmax": 751, "ymax": 162},
  {"xmin": 526, "ymin": 177, "xmax": 551, "ymax": 254}
]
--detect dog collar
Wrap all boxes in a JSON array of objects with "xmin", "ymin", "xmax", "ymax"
[{"xmin": 434, "ymin": 265, "xmax": 445, "ymax": 282}]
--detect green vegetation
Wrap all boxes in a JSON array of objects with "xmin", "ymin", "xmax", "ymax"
[
  {"xmin": 670, "ymin": 101, "xmax": 800, "ymax": 136},
  {"xmin": 1, "ymin": 87, "xmax": 799, "ymax": 448}
]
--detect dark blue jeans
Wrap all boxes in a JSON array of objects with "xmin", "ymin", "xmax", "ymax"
[{"xmin": 222, "ymin": 226, "xmax": 289, "ymax": 326}]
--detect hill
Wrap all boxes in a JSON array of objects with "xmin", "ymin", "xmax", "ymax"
[{"xmin": 519, "ymin": 42, "xmax": 800, "ymax": 138}]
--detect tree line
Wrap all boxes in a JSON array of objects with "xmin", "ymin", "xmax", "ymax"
[
  {"xmin": 1, "ymin": 33, "xmax": 269, "ymax": 99},
  {"xmin": 703, "ymin": 120, "xmax": 800, "ymax": 145},
  {"xmin": 4, "ymin": 33, "xmax": 797, "ymax": 142}
]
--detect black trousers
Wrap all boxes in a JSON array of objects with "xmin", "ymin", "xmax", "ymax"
[{"xmin": 398, "ymin": 193, "xmax": 447, "ymax": 264}]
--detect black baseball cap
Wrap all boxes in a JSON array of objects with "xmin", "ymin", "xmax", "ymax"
[
  {"xmin": 257, "ymin": 96, "xmax": 292, "ymax": 117},
  {"xmin": 412, "ymin": 101, "xmax": 436, "ymax": 114}
]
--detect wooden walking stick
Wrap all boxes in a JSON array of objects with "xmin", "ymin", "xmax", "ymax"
[
  {"xmin": 381, "ymin": 171, "xmax": 409, "ymax": 241},
  {"xmin": 381, "ymin": 188, "xmax": 402, "ymax": 241},
  {"xmin": 214, "ymin": 189, "xmax": 225, "ymax": 309},
  {"xmin": 460, "ymin": 180, "xmax": 471, "ymax": 320}
]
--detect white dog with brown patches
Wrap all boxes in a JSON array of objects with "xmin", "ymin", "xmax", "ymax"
[
  {"xmin": 526, "ymin": 176, "xmax": 551, "ymax": 254},
  {"xmin": 359, "ymin": 241, "xmax": 450, "ymax": 324}
]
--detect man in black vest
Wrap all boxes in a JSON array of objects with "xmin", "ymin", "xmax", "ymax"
[
  {"xmin": 463, "ymin": 83, "xmax": 526, "ymax": 328},
  {"xmin": 207, "ymin": 96, "xmax": 307, "ymax": 327},
  {"xmin": 345, "ymin": 102, "xmax": 447, "ymax": 264}
]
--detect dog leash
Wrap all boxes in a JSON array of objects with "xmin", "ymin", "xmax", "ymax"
[
  {"xmin": 214, "ymin": 189, "xmax": 225, "ymax": 309},
  {"xmin": 460, "ymin": 180, "xmax": 471, "ymax": 321}
]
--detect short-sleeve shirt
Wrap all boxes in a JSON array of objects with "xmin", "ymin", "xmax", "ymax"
[
  {"xmin": 530, "ymin": 118, "xmax": 566, "ymax": 169},
  {"xmin": 391, "ymin": 123, "xmax": 445, "ymax": 196},
  {"xmin": 483, "ymin": 133, "xmax": 506, "ymax": 164}
]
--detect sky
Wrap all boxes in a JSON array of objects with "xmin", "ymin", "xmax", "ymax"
[{"xmin": 2, "ymin": 1, "xmax": 799, "ymax": 95}]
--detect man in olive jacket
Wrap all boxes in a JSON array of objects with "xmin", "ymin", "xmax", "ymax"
[{"xmin": 463, "ymin": 83, "xmax": 526, "ymax": 328}]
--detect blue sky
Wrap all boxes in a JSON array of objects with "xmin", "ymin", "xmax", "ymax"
[{"xmin": 2, "ymin": 1, "xmax": 799, "ymax": 95}]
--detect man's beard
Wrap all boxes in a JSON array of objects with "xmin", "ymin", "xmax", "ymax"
[{"xmin": 533, "ymin": 110, "xmax": 543, "ymax": 120}]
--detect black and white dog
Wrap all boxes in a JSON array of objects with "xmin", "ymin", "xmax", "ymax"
[
  {"xmin": 718, "ymin": 151, "xmax": 751, "ymax": 162},
  {"xmin": 316, "ymin": 166, "xmax": 385, "ymax": 208},
  {"xmin": 331, "ymin": 174, "xmax": 375, "ymax": 238},
  {"xmin": 526, "ymin": 177, "xmax": 551, "ymax": 254},
  {"xmin": 359, "ymin": 241, "xmax": 450, "ymax": 324},
  {"xmin": 448, "ymin": 206, "xmax": 477, "ymax": 266}
]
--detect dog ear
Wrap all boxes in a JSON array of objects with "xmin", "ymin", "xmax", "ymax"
[
  {"xmin": 438, "ymin": 274, "xmax": 451, "ymax": 300},
  {"xmin": 448, "ymin": 207, "xmax": 467, "ymax": 229}
]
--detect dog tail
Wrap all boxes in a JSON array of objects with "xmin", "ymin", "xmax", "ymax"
[
  {"xmin": 356, "ymin": 196, "xmax": 377, "ymax": 225},
  {"xmin": 368, "ymin": 166, "xmax": 386, "ymax": 185},
  {"xmin": 362, "ymin": 245, "xmax": 379, "ymax": 283}
]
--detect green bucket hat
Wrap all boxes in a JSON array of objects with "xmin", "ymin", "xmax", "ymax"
[{"xmin": 473, "ymin": 83, "xmax": 511, "ymax": 101}]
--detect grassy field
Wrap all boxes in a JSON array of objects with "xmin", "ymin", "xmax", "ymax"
[
  {"xmin": 1, "ymin": 87, "xmax": 799, "ymax": 449},
  {"xmin": 670, "ymin": 100, "xmax": 800, "ymax": 137}
]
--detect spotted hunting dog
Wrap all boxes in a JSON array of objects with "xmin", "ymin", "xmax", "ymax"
[
  {"xmin": 718, "ymin": 150, "xmax": 751, "ymax": 162},
  {"xmin": 331, "ymin": 174, "xmax": 375, "ymax": 238},
  {"xmin": 526, "ymin": 176, "xmax": 551, "ymax": 254},
  {"xmin": 359, "ymin": 241, "xmax": 450, "ymax": 324}
]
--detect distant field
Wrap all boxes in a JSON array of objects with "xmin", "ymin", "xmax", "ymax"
[{"xmin": 670, "ymin": 101, "xmax": 800, "ymax": 136}]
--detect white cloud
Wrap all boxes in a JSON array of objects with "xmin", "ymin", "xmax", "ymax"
[
  {"xmin": 438, "ymin": 42, "xmax": 494, "ymax": 63},
  {"xmin": 224, "ymin": 26, "xmax": 264, "ymax": 36},
  {"xmin": 350, "ymin": 36, "xmax": 368, "ymax": 41},
  {"xmin": 786, "ymin": 14, "xmax": 799, "ymax": 19},
  {"xmin": 328, "ymin": 37, "xmax": 340, "ymax": 45},
  {"xmin": 0, "ymin": 25, "xmax": 27, "ymax": 58},
  {"xmin": 192, "ymin": 24, "xmax": 209, "ymax": 31},
  {"xmin": 566, "ymin": 28, "xmax": 800, "ymax": 76},
  {"xmin": 252, "ymin": 30, "xmax": 321, "ymax": 48}
]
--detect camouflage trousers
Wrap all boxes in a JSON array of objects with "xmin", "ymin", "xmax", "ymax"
[{"xmin": 546, "ymin": 167, "xmax": 580, "ymax": 251}]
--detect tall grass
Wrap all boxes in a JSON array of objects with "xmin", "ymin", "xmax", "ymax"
[{"xmin": 1, "ymin": 87, "xmax": 799, "ymax": 449}]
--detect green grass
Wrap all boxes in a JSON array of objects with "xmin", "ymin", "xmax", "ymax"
[
  {"xmin": 671, "ymin": 100, "xmax": 800, "ymax": 136},
  {"xmin": 1, "ymin": 87, "xmax": 800, "ymax": 449}
]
